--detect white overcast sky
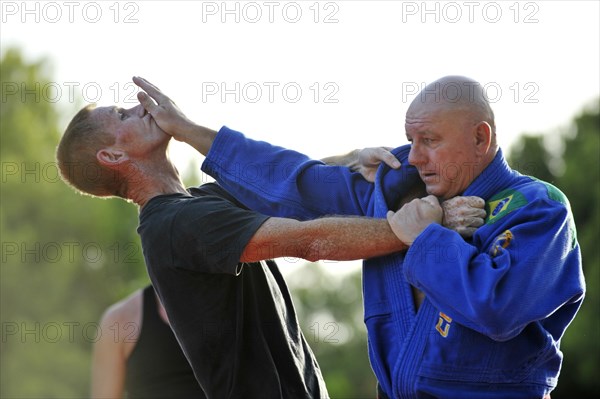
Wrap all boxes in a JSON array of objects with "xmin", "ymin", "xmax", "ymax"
[{"xmin": 2, "ymin": 0, "xmax": 599, "ymax": 273}]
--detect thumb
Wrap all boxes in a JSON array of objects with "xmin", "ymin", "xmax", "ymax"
[
  {"xmin": 421, "ymin": 195, "xmax": 440, "ymax": 208},
  {"xmin": 386, "ymin": 210, "xmax": 395, "ymax": 222}
]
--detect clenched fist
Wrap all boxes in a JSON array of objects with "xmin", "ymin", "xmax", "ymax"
[
  {"xmin": 387, "ymin": 195, "xmax": 443, "ymax": 245},
  {"xmin": 441, "ymin": 196, "xmax": 486, "ymax": 238}
]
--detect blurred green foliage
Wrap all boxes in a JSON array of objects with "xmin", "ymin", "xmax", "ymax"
[
  {"xmin": 507, "ymin": 100, "xmax": 600, "ymax": 398},
  {"xmin": 1, "ymin": 48, "xmax": 149, "ymax": 398},
  {"xmin": 1, "ymin": 49, "xmax": 598, "ymax": 398}
]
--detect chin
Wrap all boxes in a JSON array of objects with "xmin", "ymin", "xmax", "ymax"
[
  {"xmin": 426, "ymin": 186, "xmax": 451, "ymax": 200},
  {"xmin": 425, "ymin": 184, "xmax": 441, "ymax": 196}
]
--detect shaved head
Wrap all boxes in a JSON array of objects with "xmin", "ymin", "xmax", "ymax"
[
  {"xmin": 409, "ymin": 75, "xmax": 496, "ymax": 135},
  {"xmin": 405, "ymin": 76, "xmax": 498, "ymax": 199}
]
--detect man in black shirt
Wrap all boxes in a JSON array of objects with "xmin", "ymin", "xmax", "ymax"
[{"xmin": 139, "ymin": 183, "xmax": 335, "ymax": 398}]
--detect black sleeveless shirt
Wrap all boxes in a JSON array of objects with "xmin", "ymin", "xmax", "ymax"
[{"xmin": 124, "ymin": 286, "xmax": 206, "ymax": 398}]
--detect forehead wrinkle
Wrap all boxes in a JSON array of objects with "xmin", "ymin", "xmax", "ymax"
[{"xmin": 405, "ymin": 117, "xmax": 429, "ymax": 125}]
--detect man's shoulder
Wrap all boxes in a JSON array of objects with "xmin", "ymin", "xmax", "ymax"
[
  {"xmin": 140, "ymin": 184, "xmax": 228, "ymax": 221},
  {"xmin": 523, "ymin": 177, "xmax": 570, "ymax": 206},
  {"xmin": 506, "ymin": 175, "xmax": 571, "ymax": 210},
  {"xmin": 485, "ymin": 175, "xmax": 571, "ymax": 225},
  {"xmin": 189, "ymin": 182, "xmax": 246, "ymax": 207},
  {"xmin": 139, "ymin": 193, "xmax": 189, "ymax": 232}
]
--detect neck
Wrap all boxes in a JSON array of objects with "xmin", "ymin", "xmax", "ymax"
[{"xmin": 125, "ymin": 156, "xmax": 188, "ymax": 209}]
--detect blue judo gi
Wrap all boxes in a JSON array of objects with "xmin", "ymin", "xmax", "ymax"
[{"xmin": 202, "ymin": 127, "xmax": 585, "ymax": 398}]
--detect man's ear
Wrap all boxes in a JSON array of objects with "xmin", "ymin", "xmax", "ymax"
[
  {"xmin": 474, "ymin": 121, "xmax": 492, "ymax": 155},
  {"xmin": 97, "ymin": 148, "xmax": 129, "ymax": 168}
]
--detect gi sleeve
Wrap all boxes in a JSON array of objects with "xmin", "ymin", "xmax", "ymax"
[{"xmin": 201, "ymin": 126, "xmax": 378, "ymax": 219}]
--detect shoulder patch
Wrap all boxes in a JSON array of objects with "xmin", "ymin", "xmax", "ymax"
[
  {"xmin": 530, "ymin": 177, "xmax": 569, "ymax": 205},
  {"xmin": 485, "ymin": 189, "xmax": 528, "ymax": 224},
  {"xmin": 530, "ymin": 177, "xmax": 577, "ymax": 248}
]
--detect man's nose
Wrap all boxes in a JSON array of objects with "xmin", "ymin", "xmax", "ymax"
[{"xmin": 408, "ymin": 145, "xmax": 425, "ymax": 166}]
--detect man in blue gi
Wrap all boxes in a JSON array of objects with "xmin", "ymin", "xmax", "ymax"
[{"xmin": 133, "ymin": 75, "xmax": 585, "ymax": 399}]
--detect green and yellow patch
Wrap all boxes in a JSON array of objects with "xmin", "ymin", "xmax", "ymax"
[{"xmin": 485, "ymin": 189, "xmax": 528, "ymax": 224}]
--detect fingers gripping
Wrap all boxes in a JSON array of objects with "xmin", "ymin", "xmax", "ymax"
[
  {"xmin": 359, "ymin": 147, "xmax": 401, "ymax": 170},
  {"xmin": 442, "ymin": 196, "xmax": 486, "ymax": 237}
]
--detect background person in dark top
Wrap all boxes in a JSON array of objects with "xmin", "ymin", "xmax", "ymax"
[
  {"xmin": 91, "ymin": 285, "xmax": 206, "ymax": 398},
  {"xmin": 57, "ymin": 76, "xmax": 484, "ymax": 398}
]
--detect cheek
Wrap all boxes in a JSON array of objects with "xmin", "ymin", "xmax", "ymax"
[
  {"xmin": 429, "ymin": 148, "xmax": 453, "ymax": 169},
  {"xmin": 442, "ymin": 164, "xmax": 462, "ymax": 181}
]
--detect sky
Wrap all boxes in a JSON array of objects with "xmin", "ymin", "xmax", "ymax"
[{"xmin": 2, "ymin": 0, "xmax": 599, "ymax": 274}]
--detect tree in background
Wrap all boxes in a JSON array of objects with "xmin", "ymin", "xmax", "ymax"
[
  {"xmin": 1, "ymin": 48, "xmax": 149, "ymax": 398},
  {"xmin": 286, "ymin": 264, "xmax": 377, "ymax": 398},
  {"xmin": 508, "ymin": 100, "xmax": 600, "ymax": 398}
]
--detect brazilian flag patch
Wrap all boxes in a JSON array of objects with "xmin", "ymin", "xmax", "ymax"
[{"xmin": 485, "ymin": 189, "xmax": 528, "ymax": 224}]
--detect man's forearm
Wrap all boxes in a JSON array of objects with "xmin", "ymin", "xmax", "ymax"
[
  {"xmin": 241, "ymin": 216, "xmax": 407, "ymax": 263},
  {"xmin": 178, "ymin": 124, "xmax": 218, "ymax": 155},
  {"xmin": 303, "ymin": 217, "xmax": 408, "ymax": 261}
]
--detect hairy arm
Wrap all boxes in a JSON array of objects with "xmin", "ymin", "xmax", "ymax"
[{"xmin": 241, "ymin": 215, "xmax": 408, "ymax": 263}]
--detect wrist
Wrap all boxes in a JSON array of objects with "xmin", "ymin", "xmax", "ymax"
[{"xmin": 183, "ymin": 125, "xmax": 217, "ymax": 155}]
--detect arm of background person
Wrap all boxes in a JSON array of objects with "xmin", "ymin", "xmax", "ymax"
[
  {"xmin": 90, "ymin": 293, "xmax": 141, "ymax": 399},
  {"xmin": 91, "ymin": 310, "xmax": 126, "ymax": 398}
]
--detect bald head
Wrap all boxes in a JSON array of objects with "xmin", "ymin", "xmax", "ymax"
[
  {"xmin": 404, "ymin": 76, "xmax": 499, "ymax": 199},
  {"xmin": 409, "ymin": 75, "xmax": 496, "ymax": 135}
]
